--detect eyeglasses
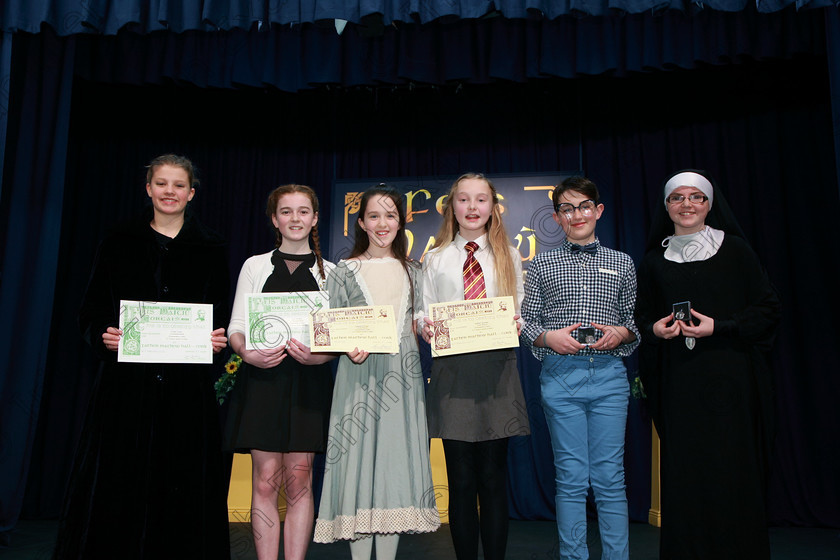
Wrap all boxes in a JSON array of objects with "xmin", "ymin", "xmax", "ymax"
[
  {"xmin": 555, "ymin": 200, "xmax": 597, "ymax": 217},
  {"xmin": 666, "ymin": 193, "xmax": 708, "ymax": 205}
]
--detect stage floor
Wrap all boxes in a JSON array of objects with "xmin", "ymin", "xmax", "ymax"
[{"xmin": 4, "ymin": 520, "xmax": 840, "ymax": 559}]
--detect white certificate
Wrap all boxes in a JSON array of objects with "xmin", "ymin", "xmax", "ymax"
[
  {"xmin": 429, "ymin": 296, "xmax": 519, "ymax": 357},
  {"xmin": 118, "ymin": 300, "xmax": 213, "ymax": 364},
  {"xmin": 246, "ymin": 291, "xmax": 329, "ymax": 350},
  {"xmin": 309, "ymin": 305, "xmax": 398, "ymax": 354}
]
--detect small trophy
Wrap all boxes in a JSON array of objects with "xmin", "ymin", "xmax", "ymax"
[{"xmin": 577, "ymin": 326, "xmax": 597, "ymax": 345}]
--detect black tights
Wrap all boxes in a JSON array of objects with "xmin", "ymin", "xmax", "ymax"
[{"xmin": 442, "ymin": 438, "xmax": 510, "ymax": 560}]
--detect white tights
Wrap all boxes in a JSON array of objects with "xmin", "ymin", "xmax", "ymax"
[{"xmin": 349, "ymin": 534, "xmax": 400, "ymax": 560}]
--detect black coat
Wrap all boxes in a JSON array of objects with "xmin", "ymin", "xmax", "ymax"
[{"xmin": 55, "ymin": 210, "xmax": 231, "ymax": 560}]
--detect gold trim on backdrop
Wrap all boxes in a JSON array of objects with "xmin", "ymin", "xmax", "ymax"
[
  {"xmin": 227, "ymin": 454, "xmax": 287, "ymax": 523},
  {"xmin": 228, "ymin": 441, "xmax": 450, "ymax": 524},
  {"xmin": 649, "ymin": 424, "xmax": 662, "ymax": 527}
]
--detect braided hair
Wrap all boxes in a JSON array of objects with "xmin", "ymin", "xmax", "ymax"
[{"xmin": 266, "ymin": 184, "xmax": 326, "ymax": 281}]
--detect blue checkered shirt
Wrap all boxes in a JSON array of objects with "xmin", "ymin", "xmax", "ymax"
[{"xmin": 521, "ymin": 238, "xmax": 640, "ymax": 361}]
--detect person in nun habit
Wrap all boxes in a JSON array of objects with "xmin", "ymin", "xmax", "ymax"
[{"xmin": 635, "ymin": 169, "xmax": 781, "ymax": 560}]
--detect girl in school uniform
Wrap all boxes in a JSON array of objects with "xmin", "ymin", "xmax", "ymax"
[
  {"xmin": 420, "ymin": 173, "xmax": 530, "ymax": 560},
  {"xmin": 314, "ymin": 184, "xmax": 440, "ymax": 560}
]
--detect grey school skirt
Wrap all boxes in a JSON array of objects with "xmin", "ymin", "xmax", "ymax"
[{"xmin": 427, "ymin": 348, "xmax": 530, "ymax": 442}]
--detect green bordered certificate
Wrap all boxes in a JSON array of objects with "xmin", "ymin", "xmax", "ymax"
[
  {"xmin": 309, "ymin": 305, "xmax": 398, "ymax": 354},
  {"xmin": 246, "ymin": 291, "xmax": 329, "ymax": 350},
  {"xmin": 429, "ymin": 296, "xmax": 519, "ymax": 357},
  {"xmin": 118, "ymin": 300, "xmax": 213, "ymax": 364}
]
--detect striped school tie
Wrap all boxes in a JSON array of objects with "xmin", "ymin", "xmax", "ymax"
[{"xmin": 463, "ymin": 241, "xmax": 487, "ymax": 300}]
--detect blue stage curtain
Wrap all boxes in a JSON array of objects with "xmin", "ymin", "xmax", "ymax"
[
  {"xmin": 9, "ymin": 54, "xmax": 837, "ymax": 534},
  {"xmin": 65, "ymin": 8, "xmax": 827, "ymax": 92},
  {"xmin": 2, "ymin": 4, "xmax": 839, "ymax": 542},
  {"xmin": 827, "ymin": 8, "xmax": 840, "ymax": 200},
  {"xmin": 1, "ymin": 0, "xmax": 836, "ymax": 34},
  {"xmin": 0, "ymin": 31, "xmax": 10, "ymax": 202},
  {"xmin": 0, "ymin": 28, "xmax": 75, "ymax": 534}
]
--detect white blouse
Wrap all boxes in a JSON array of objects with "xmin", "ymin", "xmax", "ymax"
[{"xmin": 422, "ymin": 233, "xmax": 524, "ymax": 313}]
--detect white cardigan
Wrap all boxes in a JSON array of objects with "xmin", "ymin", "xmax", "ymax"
[{"xmin": 228, "ymin": 250, "xmax": 335, "ymax": 337}]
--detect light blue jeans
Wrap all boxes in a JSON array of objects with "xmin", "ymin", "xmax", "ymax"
[{"xmin": 539, "ymin": 354, "xmax": 630, "ymax": 560}]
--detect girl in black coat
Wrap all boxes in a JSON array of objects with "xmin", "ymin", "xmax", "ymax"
[{"xmin": 54, "ymin": 155, "xmax": 231, "ymax": 560}]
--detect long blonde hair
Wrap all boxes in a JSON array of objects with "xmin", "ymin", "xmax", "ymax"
[{"xmin": 432, "ymin": 173, "xmax": 518, "ymax": 299}]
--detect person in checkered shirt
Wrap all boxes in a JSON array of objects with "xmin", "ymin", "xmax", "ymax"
[{"xmin": 522, "ymin": 176, "xmax": 640, "ymax": 560}]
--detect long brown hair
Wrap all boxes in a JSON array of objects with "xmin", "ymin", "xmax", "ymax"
[
  {"xmin": 266, "ymin": 184, "xmax": 325, "ymax": 280},
  {"xmin": 432, "ymin": 173, "xmax": 518, "ymax": 300},
  {"xmin": 350, "ymin": 184, "xmax": 416, "ymax": 313}
]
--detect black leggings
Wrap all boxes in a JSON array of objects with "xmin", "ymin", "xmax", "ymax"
[{"xmin": 442, "ymin": 438, "xmax": 510, "ymax": 560}]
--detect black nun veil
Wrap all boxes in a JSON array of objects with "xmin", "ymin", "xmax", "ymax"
[{"xmin": 643, "ymin": 169, "xmax": 749, "ymax": 254}]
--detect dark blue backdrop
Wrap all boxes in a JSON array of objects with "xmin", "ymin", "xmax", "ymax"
[{"xmin": 1, "ymin": 0, "xmax": 839, "ymax": 544}]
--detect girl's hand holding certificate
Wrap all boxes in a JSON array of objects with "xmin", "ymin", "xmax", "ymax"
[
  {"xmin": 285, "ymin": 337, "xmax": 335, "ymax": 365},
  {"xmin": 346, "ymin": 347, "xmax": 370, "ymax": 364},
  {"xmin": 102, "ymin": 326, "xmax": 122, "ymax": 351},
  {"xmin": 210, "ymin": 327, "xmax": 228, "ymax": 353},
  {"xmin": 237, "ymin": 340, "xmax": 287, "ymax": 369}
]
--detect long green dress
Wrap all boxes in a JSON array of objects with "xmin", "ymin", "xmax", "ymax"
[{"xmin": 314, "ymin": 258, "xmax": 440, "ymax": 542}]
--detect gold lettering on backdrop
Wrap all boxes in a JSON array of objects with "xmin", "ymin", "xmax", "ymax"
[
  {"xmin": 407, "ymin": 231, "xmax": 438, "ymax": 262},
  {"xmin": 344, "ymin": 192, "xmax": 363, "ymax": 236},
  {"xmin": 523, "ymin": 185, "xmax": 555, "ymax": 202},
  {"xmin": 435, "ymin": 195, "xmax": 447, "ymax": 215},
  {"xmin": 515, "ymin": 226, "xmax": 537, "ymax": 262},
  {"xmin": 419, "ymin": 236, "xmax": 437, "ymax": 262},
  {"xmin": 406, "ymin": 229, "xmax": 414, "ymax": 255},
  {"xmin": 405, "ymin": 190, "xmax": 431, "ymax": 223},
  {"xmin": 340, "ymin": 183, "xmax": 558, "ymax": 275}
]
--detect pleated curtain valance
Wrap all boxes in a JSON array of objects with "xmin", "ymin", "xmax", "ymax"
[
  {"xmin": 64, "ymin": 10, "xmax": 825, "ymax": 92},
  {"xmin": 2, "ymin": 0, "xmax": 836, "ymax": 36}
]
